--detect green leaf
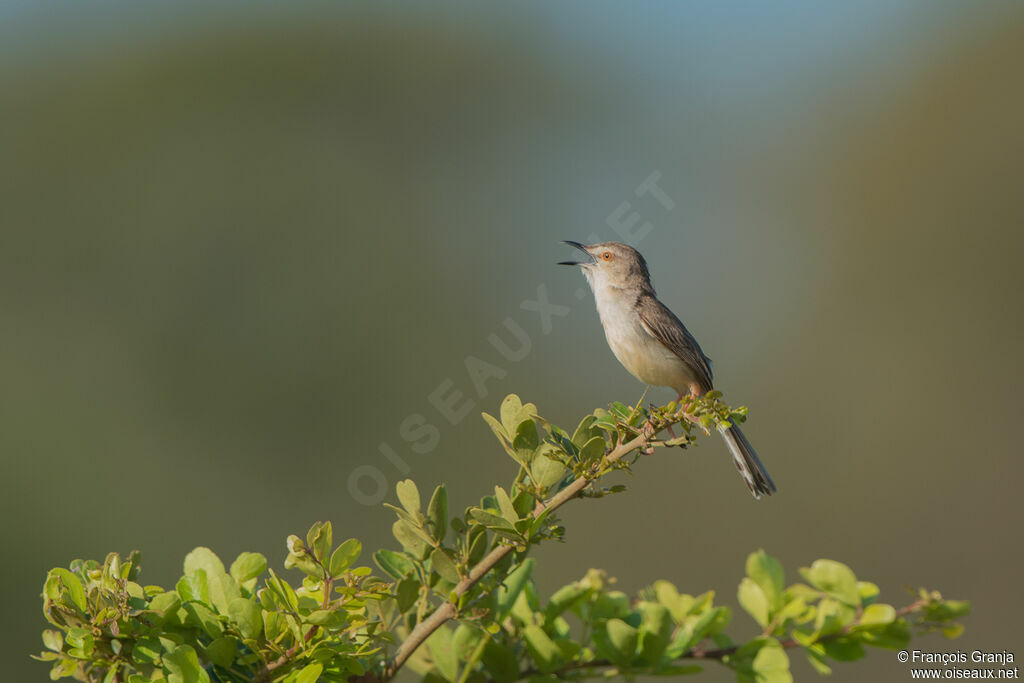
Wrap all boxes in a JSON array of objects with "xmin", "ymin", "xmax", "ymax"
[
  {"xmin": 467, "ymin": 527, "xmax": 488, "ymax": 564},
  {"xmin": 512, "ymin": 490, "xmax": 534, "ymax": 517},
  {"xmin": 431, "ymin": 548, "xmax": 461, "ymax": 583},
  {"xmin": 859, "ymin": 620, "xmax": 911, "ymax": 650},
  {"xmin": 374, "ymin": 549, "xmax": 414, "ymax": 580},
  {"xmin": 489, "ymin": 416, "xmax": 539, "ymax": 467},
  {"xmin": 607, "ymin": 618, "xmax": 639, "ymax": 662},
  {"xmin": 452, "ymin": 623, "xmax": 482, "ymax": 659},
  {"xmin": 329, "ymin": 539, "xmax": 362, "ymax": 576},
  {"xmin": 499, "ymin": 394, "xmax": 526, "ymax": 435},
  {"xmin": 263, "ymin": 610, "xmax": 285, "ymax": 641},
  {"xmin": 494, "ymin": 486, "xmax": 519, "ymax": 523},
  {"xmin": 942, "ymin": 623, "xmax": 966, "ymax": 639},
  {"xmin": 266, "ymin": 569, "xmax": 299, "ymax": 611},
  {"xmin": 800, "ymin": 559, "xmax": 860, "ymax": 606},
  {"xmin": 131, "ymin": 638, "xmax": 162, "ymax": 667},
  {"xmin": 228, "ymin": 597, "xmax": 263, "ymax": 640},
  {"xmin": 577, "ymin": 435, "xmax": 606, "ymax": 466},
  {"xmin": 183, "ymin": 547, "xmax": 226, "ymax": 582},
  {"xmin": 392, "ymin": 520, "xmax": 428, "ymax": 556},
  {"xmin": 653, "ymin": 580, "xmax": 694, "ymax": 623},
  {"xmin": 481, "ymin": 411, "xmax": 508, "ymax": 439},
  {"xmin": 785, "ymin": 583, "xmax": 821, "ymax": 602},
  {"xmin": 544, "ymin": 583, "xmax": 590, "ymax": 623},
  {"xmin": 638, "ymin": 602, "xmax": 673, "ymax": 665},
  {"xmin": 468, "ymin": 508, "xmax": 516, "ymax": 532},
  {"xmin": 738, "ymin": 577, "xmax": 771, "ymax": 628},
  {"xmin": 532, "ymin": 454, "xmax": 567, "ymax": 488},
  {"xmin": 41, "ymin": 630, "xmax": 63, "ymax": 652},
  {"xmin": 427, "ymin": 626, "xmax": 459, "ymax": 682},
  {"xmin": 512, "ymin": 418, "xmax": 540, "ymax": 451},
  {"xmin": 594, "ymin": 618, "xmax": 638, "ymax": 667},
  {"xmin": 523, "ymin": 624, "xmax": 563, "ymax": 672},
  {"xmin": 496, "ymin": 559, "xmax": 534, "ymax": 620},
  {"xmin": 746, "ymin": 550, "xmax": 785, "ymax": 609},
  {"xmin": 823, "ymin": 637, "xmax": 865, "ymax": 661},
  {"xmin": 294, "ymin": 663, "xmax": 324, "ymax": 683},
  {"xmin": 924, "ymin": 598, "xmax": 971, "ymax": 621},
  {"xmin": 162, "ymin": 644, "xmax": 211, "ymax": 683},
  {"xmin": 284, "ymin": 541, "xmax": 323, "ymax": 580},
  {"xmin": 609, "ymin": 401, "xmax": 632, "ymax": 420},
  {"xmin": 591, "ymin": 591, "xmax": 632, "ymax": 620},
  {"xmin": 46, "ymin": 569, "xmax": 86, "ymax": 613},
  {"xmin": 149, "ymin": 591, "xmax": 182, "ymax": 621},
  {"xmin": 668, "ymin": 606, "xmax": 725, "ymax": 656},
  {"xmin": 176, "ymin": 570, "xmax": 210, "ymax": 605},
  {"xmin": 428, "ymin": 486, "xmax": 448, "ymax": 543},
  {"xmin": 306, "ymin": 521, "xmax": 333, "ymax": 563},
  {"xmin": 396, "ymin": 578, "xmax": 420, "ymax": 612},
  {"xmin": 571, "ymin": 415, "xmax": 597, "ymax": 447},
  {"xmin": 803, "ymin": 642, "xmax": 832, "ymax": 675},
  {"xmin": 305, "ymin": 609, "xmax": 347, "ymax": 627},
  {"xmin": 857, "ymin": 581, "xmax": 880, "ymax": 606},
  {"xmin": 592, "ymin": 414, "xmax": 619, "ymax": 434},
  {"xmin": 212, "ymin": 573, "xmax": 241, "ymax": 616},
  {"xmin": 709, "ymin": 604, "xmax": 733, "ymax": 636},
  {"xmin": 202, "ymin": 636, "xmax": 237, "ymax": 669},
  {"xmin": 182, "ymin": 601, "xmax": 224, "ymax": 639},
  {"xmin": 49, "ymin": 658, "xmax": 78, "ymax": 679},
  {"xmin": 184, "ymin": 548, "xmax": 237, "ymax": 613},
  {"xmin": 854, "ymin": 603, "xmax": 896, "ymax": 629},
  {"xmin": 751, "ymin": 639, "xmax": 792, "ymax": 683},
  {"xmin": 812, "ymin": 598, "xmax": 848, "ymax": 638},
  {"xmin": 396, "ymin": 479, "xmax": 421, "ymax": 515},
  {"xmin": 482, "ymin": 641, "xmax": 520, "ymax": 683},
  {"xmin": 229, "ymin": 553, "xmax": 267, "ymax": 590},
  {"xmin": 65, "ymin": 627, "xmax": 94, "ymax": 659},
  {"xmin": 775, "ymin": 596, "xmax": 807, "ymax": 624}
]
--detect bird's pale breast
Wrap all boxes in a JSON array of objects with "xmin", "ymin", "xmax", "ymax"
[{"xmin": 592, "ymin": 285, "xmax": 697, "ymax": 392}]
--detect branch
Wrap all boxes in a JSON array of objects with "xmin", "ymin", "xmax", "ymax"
[{"xmin": 381, "ymin": 422, "xmax": 661, "ymax": 682}]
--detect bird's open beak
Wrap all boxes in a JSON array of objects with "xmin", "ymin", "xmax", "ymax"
[{"xmin": 558, "ymin": 241, "xmax": 595, "ymax": 266}]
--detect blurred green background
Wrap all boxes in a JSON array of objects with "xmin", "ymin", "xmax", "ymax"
[{"xmin": 3, "ymin": 2, "xmax": 1023, "ymax": 680}]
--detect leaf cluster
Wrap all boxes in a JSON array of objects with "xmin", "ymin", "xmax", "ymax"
[
  {"xmin": 36, "ymin": 395, "xmax": 969, "ymax": 683},
  {"xmin": 38, "ymin": 527, "xmax": 387, "ymax": 682}
]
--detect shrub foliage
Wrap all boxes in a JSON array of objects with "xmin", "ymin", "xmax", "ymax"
[{"xmin": 38, "ymin": 395, "xmax": 968, "ymax": 682}]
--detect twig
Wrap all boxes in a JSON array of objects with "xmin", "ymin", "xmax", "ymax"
[{"xmin": 380, "ymin": 422, "xmax": 661, "ymax": 682}]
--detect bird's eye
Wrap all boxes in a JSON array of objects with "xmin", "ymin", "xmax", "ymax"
[{"xmin": 601, "ymin": 252, "xmax": 613, "ymax": 261}]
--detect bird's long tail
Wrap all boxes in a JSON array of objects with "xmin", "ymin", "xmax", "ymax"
[{"xmin": 720, "ymin": 424, "xmax": 776, "ymax": 499}]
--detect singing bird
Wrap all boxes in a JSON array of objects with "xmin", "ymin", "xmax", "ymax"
[{"xmin": 560, "ymin": 241, "xmax": 776, "ymax": 499}]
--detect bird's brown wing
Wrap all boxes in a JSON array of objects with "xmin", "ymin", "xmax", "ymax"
[{"xmin": 636, "ymin": 292, "xmax": 715, "ymax": 393}]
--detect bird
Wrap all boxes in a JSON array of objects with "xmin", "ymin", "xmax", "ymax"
[{"xmin": 559, "ymin": 240, "xmax": 776, "ymax": 499}]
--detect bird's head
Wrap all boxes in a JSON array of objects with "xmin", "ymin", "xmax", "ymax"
[{"xmin": 559, "ymin": 241, "xmax": 652, "ymax": 290}]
